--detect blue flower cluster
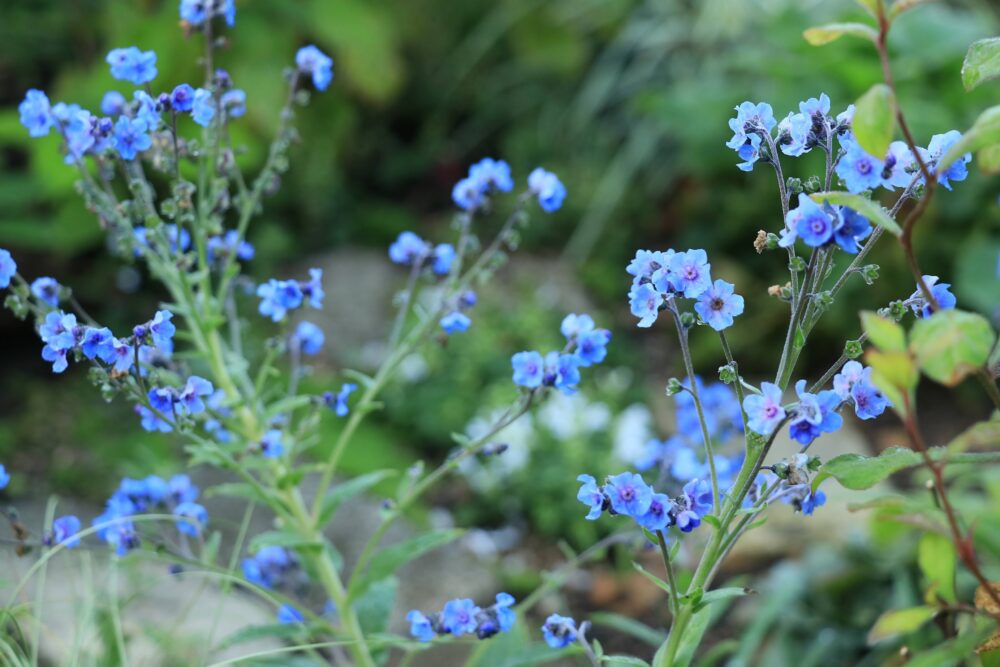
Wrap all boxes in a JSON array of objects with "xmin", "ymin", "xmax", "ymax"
[
  {"xmin": 322, "ymin": 383, "xmax": 357, "ymax": 417},
  {"xmin": 577, "ymin": 472, "xmax": 713, "ymax": 533},
  {"xmin": 243, "ymin": 546, "xmax": 300, "ymax": 589},
  {"xmin": 627, "ymin": 249, "xmax": 744, "ymax": 330},
  {"xmin": 46, "ymin": 515, "xmax": 83, "ymax": 549},
  {"xmin": 407, "ymin": 593, "xmax": 515, "ymax": 642},
  {"xmin": 541, "ymin": 614, "xmax": 578, "ymax": 649},
  {"xmin": 511, "ymin": 314, "xmax": 611, "ymax": 395},
  {"xmin": 18, "ymin": 19, "xmax": 332, "ymax": 165},
  {"xmin": 832, "ymin": 361, "xmax": 891, "ymax": 420},
  {"xmin": 781, "ymin": 194, "xmax": 872, "ymax": 253},
  {"xmin": 93, "ymin": 474, "xmax": 205, "ymax": 555},
  {"xmin": 451, "ymin": 158, "xmax": 565, "ymax": 213},
  {"xmin": 0, "ymin": 464, "xmax": 9, "ymax": 490},
  {"xmin": 257, "ymin": 268, "xmax": 324, "ymax": 322}
]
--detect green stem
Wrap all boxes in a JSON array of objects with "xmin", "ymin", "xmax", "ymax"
[{"xmin": 657, "ymin": 531, "xmax": 680, "ymax": 618}]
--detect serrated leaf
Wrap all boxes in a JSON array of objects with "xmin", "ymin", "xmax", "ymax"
[
  {"xmin": 853, "ymin": 84, "xmax": 896, "ymax": 157},
  {"xmin": 317, "ymin": 470, "xmax": 397, "ymax": 526},
  {"xmin": 803, "ymin": 22, "xmax": 878, "ymax": 46},
  {"xmin": 962, "ymin": 37, "xmax": 1000, "ymax": 91},
  {"xmin": 939, "ymin": 105, "xmax": 1000, "ymax": 175},
  {"xmin": 919, "ymin": 532, "xmax": 957, "ymax": 604},
  {"xmin": 810, "ymin": 192, "xmax": 902, "ymax": 236},
  {"xmin": 860, "ymin": 311, "xmax": 906, "ymax": 352},
  {"xmin": 351, "ymin": 529, "xmax": 463, "ymax": 599},
  {"xmin": 867, "ymin": 606, "xmax": 936, "ymax": 644},
  {"xmin": 910, "ymin": 309, "xmax": 996, "ymax": 387}
]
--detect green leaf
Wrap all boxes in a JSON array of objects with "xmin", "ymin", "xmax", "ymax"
[
  {"xmin": 214, "ymin": 623, "xmax": 305, "ymax": 651},
  {"xmin": 867, "ymin": 606, "xmax": 936, "ymax": 644},
  {"xmin": 603, "ymin": 657, "xmax": 651, "ymax": 667},
  {"xmin": 803, "ymin": 23, "xmax": 878, "ymax": 46},
  {"xmin": 317, "ymin": 470, "xmax": 397, "ymax": 526},
  {"xmin": 854, "ymin": 0, "xmax": 879, "ymax": 18},
  {"xmin": 888, "ymin": 0, "xmax": 939, "ymax": 20},
  {"xmin": 906, "ymin": 623, "xmax": 999, "ymax": 667},
  {"xmin": 658, "ymin": 606, "xmax": 712, "ymax": 667},
  {"xmin": 632, "ymin": 562, "xmax": 673, "ymax": 595},
  {"xmin": 918, "ymin": 532, "xmax": 957, "ymax": 603},
  {"xmin": 354, "ymin": 575, "xmax": 398, "ymax": 635},
  {"xmin": 248, "ymin": 530, "xmax": 322, "ymax": 553},
  {"xmin": 948, "ymin": 417, "xmax": 1000, "ymax": 453},
  {"xmin": 939, "ymin": 105, "xmax": 1000, "ymax": 175},
  {"xmin": 817, "ymin": 446, "xmax": 921, "ymax": 490},
  {"xmin": 860, "ymin": 311, "xmax": 907, "ymax": 352},
  {"xmin": 910, "ymin": 309, "xmax": 996, "ymax": 386},
  {"xmin": 694, "ymin": 587, "xmax": 755, "ymax": 612},
  {"xmin": 590, "ymin": 612, "xmax": 667, "ymax": 647},
  {"xmin": 809, "ymin": 192, "xmax": 902, "ymax": 236},
  {"xmin": 865, "ymin": 349, "xmax": 918, "ymax": 414},
  {"xmin": 853, "ymin": 84, "xmax": 896, "ymax": 157},
  {"xmin": 351, "ymin": 529, "xmax": 463, "ymax": 599},
  {"xmin": 962, "ymin": 37, "xmax": 1000, "ymax": 91}
]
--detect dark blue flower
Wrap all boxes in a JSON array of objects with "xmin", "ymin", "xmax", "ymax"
[
  {"xmin": 170, "ymin": 83, "xmax": 196, "ymax": 112},
  {"xmin": 636, "ymin": 492, "xmax": 675, "ymax": 532},
  {"xmin": 113, "ymin": 116, "xmax": 151, "ymax": 161},
  {"xmin": 277, "ymin": 604, "xmax": 304, "ymax": 625},
  {"xmin": 0, "ymin": 249, "xmax": 16, "ymax": 289},
  {"xmin": 910, "ymin": 275, "xmax": 957, "ymax": 318},
  {"xmin": 788, "ymin": 380, "xmax": 842, "ymax": 447},
  {"xmin": 407, "ymin": 610, "xmax": 437, "ymax": 642},
  {"xmin": 106, "ymin": 47, "xmax": 158, "ymax": 85},
  {"xmin": 81, "ymin": 327, "xmax": 116, "ymax": 364},
  {"xmin": 19, "ymin": 89, "xmax": 53, "ymax": 137},
  {"xmin": 296, "ymin": 45, "xmax": 334, "ymax": 91},
  {"xmin": 851, "ymin": 378, "xmax": 890, "ymax": 420},
  {"xmin": 30, "ymin": 277, "xmax": 60, "ymax": 307},
  {"xmin": 174, "ymin": 502, "xmax": 208, "ymax": 536},
  {"xmin": 50, "ymin": 515, "xmax": 81, "ymax": 548},
  {"xmin": 325, "ymin": 383, "xmax": 357, "ymax": 417},
  {"xmin": 541, "ymin": 614, "xmax": 577, "ymax": 649},
  {"xmin": 735, "ymin": 133, "xmax": 763, "ymax": 171},
  {"xmin": 441, "ymin": 598, "xmax": 480, "ymax": 636},
  {"xmin": 293, "ymin": 321, "xmax": 325, "ymax": 355},
  {"xmin": 527, "ymin": 167, "xmax": 566, "ymax": 213}
]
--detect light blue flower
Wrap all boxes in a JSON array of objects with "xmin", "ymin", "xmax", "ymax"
[
  {"xmin": 511, "ymin": 351, "xmax": 544, "ymax": 388},
  {"xmin": 19, "ymin": 89, "xmax": 53, "ymax": 137},
  {"xmin": 191, "ymin": 88, "xmax": 215, "ymax": 127},
  {"xmin": 527, "ymin": 167, "xmax": 566, "ymax": 213},
  {"xmin": 441, "ymin": 598, "xmax": 480, "ymax": 636},
  {"xmin": 440, "ymin": 311, "xmax": 471, "ymax": 335},
  {"xmin": 106, "ymin": 47, "xmax": 158, "ymax": 85},
  {"xmin": 113, "ymin": 116, "xmax": 151, "ymax": 161},
  {"xmin": 542, "ymin": 614, "xmax": 577, "ymax": 649},
  {"xmin": 927, "ymin": 130, "xmax": 971, "ymax": 190},
  {"xmin": 743, "ymin": 382, "xmax": 785, "ymax": 436},
  {"xmin": 669, "ymin": 249, "xmax": 712, "ymax": 298},
  {"xmin": 173, "ymin": 502, "xmax": 208, "ymax": 536},
  {"xmin": 0, "ymin": 249, "xmax": 16, "ymax": 289},
  {"xmin": 296, "ymin": 45, "xmax": 334, "ymax": 91},
  {"xmin": 694, "ymin": 279, "xmax": 744, "ymax": 331}
]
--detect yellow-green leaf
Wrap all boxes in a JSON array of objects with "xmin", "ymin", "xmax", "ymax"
[
  {"xmin": 865, "ymin": 349, "xmax": 918, "ymax": 415},
  {"xmin": 810, "ymin": 192, "xmax": 902, "ymax": 236},
  {"xmin": 803, "ymin": 22, "xmax": 878, "ymax": 46},
  {"xmin": 979, "ymin": 144, "xmax": 1000, "ymax": 175},
  {"xmin": 962, "ymin": 37, "xmax": 1000, "ymax": 91},
  {"xmin": 918, "ymin": 532, "xmax": 957, "ymax": 603},
  {"xmin": 909, "ymin": 309, "xmax": 996, "ymax": 387},
  {"xmin": 867, "ymin": 606, "xmax": 936, "ymax": 644},
  {"xmin": 861, "ymin": 311, "xmax": 907, "ymax": 352},
  {"xmin": 888, "ymin": 0, "xmax": 939, "ymax": 20},
  {"xmin": 853, "ymin": 83, "xmax": 896, "ymax": 158}
]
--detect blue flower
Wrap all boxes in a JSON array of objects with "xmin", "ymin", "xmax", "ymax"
[
  {"xmin": 735, "ymin": 133, "xmax": 763, "ymax": 171},
  {"xmin": 832, "ymin": 360, "xmax": 865, "ymax": 400},
  {"xmin": 694, "ymin": 279, "xmax": 744, "ymax": 331},
  {"xmin": 786, "ymin": 194, "xmax": 835, "ymax": 248},
  {"xmin": 136, "ymin": 405, "xmax": 173, "ymax": 432},
  {"xmin": 242, "ymin": 546, "xmax": 296, "ymax": 589},
  {"xmin": 832, "ymin": 206, "xmax": 872, "ymax": 253},
  {"xmin": 50, "ymin": 515, "xmax": 81, "ymax": 548},
  {"xmin": 257, "ymin": 279, "xmax": 304, "ymax": 321},
  {"xmin": 527, "ymin": 167, "xmax": 566, "ymax": 213},
  {"xmin": 778, "ymin": 112, "xmax": 812, "ymax": 157},
  {"xmin": 743, "ymin": 382, "xmax": 785, "ymax": 436},
  {"xmin": 113, "ymin": 116, "xmax": 151, "ymax": 161},
  {"xmin": 882, "ymin": 141, "xmax": 922, "ymax": 190},
  {"xmin": 441, "ymin": 598, "xmax": 480, "ymax": 636},
  {"xmin": 180, "ymin": 0, "xmax": 236, "ymax": 26},
  {"xmin": 296, "ymin": 45, "xmax": 334, "ymax": 91},
  {"xmin": 494, "ymin": 592, "xmax": 516, "ymax": 633},
  {"xmin": 560, "ymin": 313, "xmax": 594, "ymax": 338},
  {"xmin": 301, "ymin": 268, "xmax": 324, "ymax": 310},
  {"xmin": 168, "ymin": 474, "xmax": 199, "ymax": 506},
  {"xmin": 293, "ymin": 321, "xmax": 325, "ymax": 355},
  {"xmin": 835, "ymin": 135, "xmax": 884, "ymax": 193},
  {"xmin": 576, "ymin": 474, "xmax": 605, "ymax": 520},
  {"xmin": 170, "ymin": 83, "xmax": 195, "ymax": 112},
  {"xmin": 174, "ymin": 502, "xmax": 208, "ymax": 536},
  {"xmin": 675, "ymin": 478, "xmax": 712, "ymax": 532},
  {"xmin": 277, "ymin": 604, "xmax": 304, "ymax": 625},
  {"xmin": 470, "ymin": 158, "xmax": 515, "ymax": 193},
  {"xmin": 221, "ymin": 89, "xmax": 246, "ymax": 117},
  {"xmin": 30, "ymin": 277, "xmax": 60, "ymax": 307},
  {"xmin": 800, "ymin": 488, "xmax": 826, "ymax": 515},
  {"xmin": 261, "ymin": 430, "xmax": 284, "ymax": 458},
  {"xmin": 511, "ymin": 351, "xmax": 544, "ymax": 388},
  {"xmin": 0, "ymin": 249, "xmax": 16, "ymax": 289},
  {"xmin": 132, "ymin": 91, "xmax": 161, "ymax": 129},
  {"xmin": 629, "ymin": 281, "xmax": 662, "ymax": 328},
  {"xmin": 54, "ymin": 104, "xmax": 96, "ymax": 164},
  {"xmin": 452, "ymin": 177, "xmax": 485, "ymax": 211},
  {"xmin": 440, "ymin": 311, "xmax": 471, "ymax": 335},
  {"xmin": 178, "ymin": 376, "xmax": 213, "ymax": 414},
  {"xmin": 148, "ymin": 387, "xmax": 177, "ymax": 415},
  {"xmin": 626, "ymin": 249, "xmax": 672, "ymax": 285},
  {"xmin": 207, "ymin": 230, "xmax": 254, "ymax": 263},
  {"xmin": 432, "ymin": 244, "xmax": 456, "ymax": 275},
  {"xmin": 406, "ymin": 610, "xmax": 437, "ymax": 642},
  {"xmin": 605, "ymin": 472, "xmax": 653, "ymax": 517},
  {"xmin": 727, "ymin": 101, "xmax": 776, "ymax": 150},
  {"xmin": 669, "ymin": 249, "xmax": 712, "ymax": 298},
  {"xmin": 326, "ymin": 383, "xmax": 357, "ymax": 417},
  {"xmin": 81, "ymin": 327, "xmax": 116, "ymax": 364},
  {"xmin": 851, "ymin": 377, "xmax": 890, "ymax": 420},
  {"xmin": 101, "ymin": 91, "xmax": 126, "ymax": 116},
  {"xmin": 388, "ymin": 231, "xmax": 429, "ymax": 266},
  {"xmin": 542, "ymin": 614, "xmax": 577, "ymax": 649},
  {"xmin": 19, "ymin": 89, "xmax": 53, "ymax": 137},
  {"xmin": 544, "ymin": 351, "xmax": 580, "ymax": 395},
  {"xmin": 0, "ymin": 465, "xmax": 9, "ymax": 490},
  {"xmin": 636, "ymin": 492, "xmax": 675, "ymax": 532},
  {"xmin": 191, "ymin": 88, "xmax": 215, "ymax": 127},
  {"xmin": 928, "ymin": 130, "xmax": 970, "ymax": 190},
  {"xmin": 149, "ymin": 310, "xmax": 176, "ymax": 351},
  {"xmin": 910, "ymin": 275, "xmax": 956, "ymax": 318},
  {"xmin": 574, "ymin": 328, "xmax": 611, "ymax": 366},
  {"xmin": 106, "ymin": 47, "xmax": 158, "ymax": 85},
  {"xmin": 788, "ymin": 380, "xmax": 843, "ymax": 447}
]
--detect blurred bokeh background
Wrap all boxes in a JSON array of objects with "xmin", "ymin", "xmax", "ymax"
[{"xmin": 2, "ymin": 0, "xmax": 999, "ymax": 664}]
